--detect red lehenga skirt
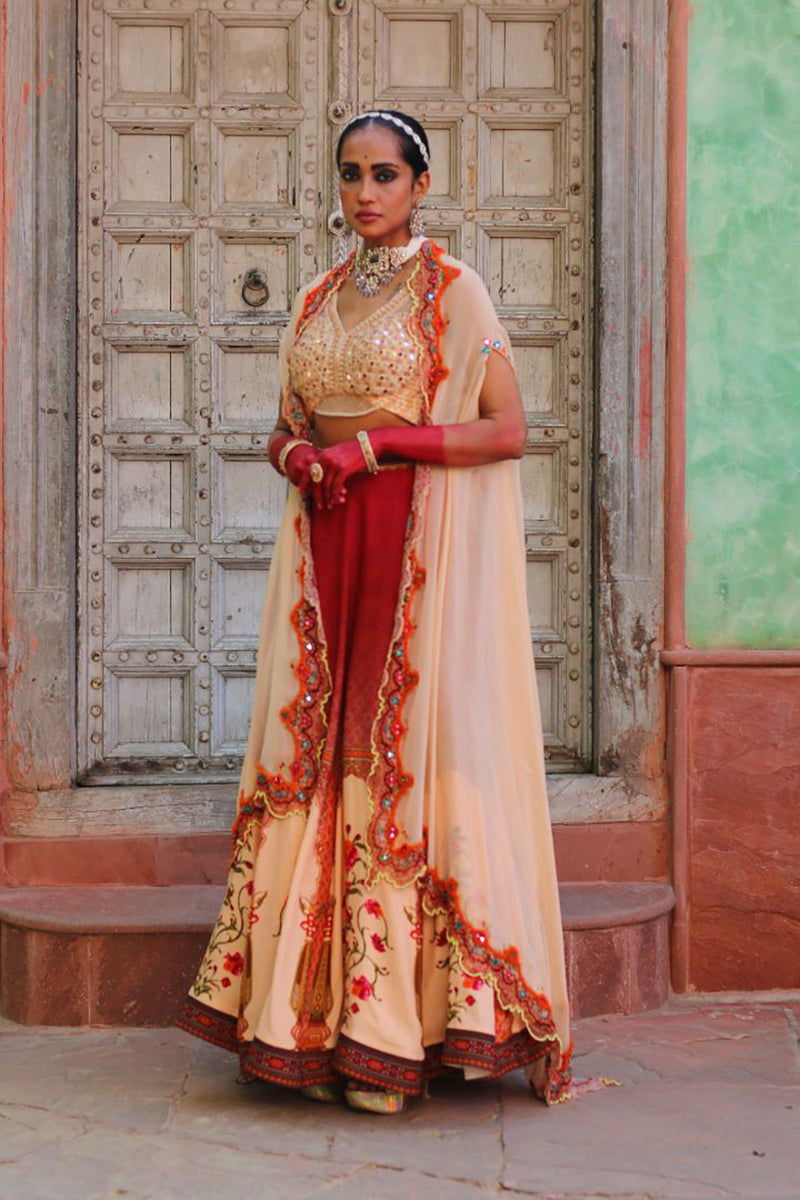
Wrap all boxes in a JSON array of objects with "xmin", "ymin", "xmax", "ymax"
[{"xmin": 177, "ymin": 467, "xmax": 543, "ymax": 1095}]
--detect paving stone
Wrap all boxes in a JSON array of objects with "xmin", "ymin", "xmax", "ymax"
[
  {"xmin": 307, "ymin": 1163, "xmax": 496, "ymax": 1198},
  {"xmin": 502, "ymin": 1079, "xmax": 800, "ymax": 1198},
  {"xmin": 2, "ymin": 1003, "xmax": 800, "ymax": 1198},
  {"xmin": 328, "ymin": 1074, "xmax": 504, "ymax": 1183},
  {"xmin": 0, "ymin": 1028, "xmax": 193, "ymax": 1136},
  {"xmin": 0, "ymin": 1102, "xmax": 88, "ymax": 1165},
  {"xmin": 572, "ymin": 1005, "xmax": 800, "ymax": 1086},
  {"xmin": 0, "ymin": 1129, "xmax": 358, "ymax": 1200},
  {"xmin": 167, "ymin": 1039, "xmax": 340, "ymax": 1159}
]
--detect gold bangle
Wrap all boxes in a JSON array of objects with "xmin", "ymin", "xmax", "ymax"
[
  {"xmin": 277, "ymin": 437, "xmax": 311, "ymax": 476},
  {"xmin": 357, "ymin": 429, "xmax": 379, "ymax": 475}
]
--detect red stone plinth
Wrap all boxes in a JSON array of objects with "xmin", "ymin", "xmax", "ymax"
[
  {"xmin": 0, "ymin": 882, "xmax": 674, "ymax": 1026},
  {"xmin": 687, "ymin": 668, "xmax": 800, "ymax": 991},
  {"xmin": 561, "ymin": 882, "xmax": 674, "ymax": 1018},
  {"xmin": 0, "ymin": 886, "xmax": 214, "ymax": 1025}
]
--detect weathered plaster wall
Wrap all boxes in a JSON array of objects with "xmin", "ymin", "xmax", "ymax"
[
  {"xmin": 685, "ymin": 0, "xmax": 800, "ymax": 647},
  {"xmin": 2, "ymin": 0, "xmax": 77, "ymax": 816}
]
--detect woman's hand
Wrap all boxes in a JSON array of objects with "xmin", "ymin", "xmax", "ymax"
[
  {"xmin": 284, "ymin": 442, "xmax": 324, "ymax": 509},
  {"xmin": 316, "ymin": 438, "xmax": 368, "ymax": 507}
]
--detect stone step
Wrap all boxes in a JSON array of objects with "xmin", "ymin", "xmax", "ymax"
[{"xmin": 0, "ymin": 881, "xmax": 674, "ymax": 1027}]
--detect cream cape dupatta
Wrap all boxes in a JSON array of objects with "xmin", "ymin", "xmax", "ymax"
[{"xmin": 233, "ymin": 241, "xmax": 572, "ymax": 1102}]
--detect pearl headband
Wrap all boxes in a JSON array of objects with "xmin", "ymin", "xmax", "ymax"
[{"xmin": 342, "ymin": 110, "xmax": 430, "ymax": 167}]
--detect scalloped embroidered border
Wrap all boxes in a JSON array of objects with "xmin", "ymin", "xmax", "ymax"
[
  {"xmin": 420, "ymin": 868, "xmax": 573, "ymax": 1105},
  {"xmin": 416, "ymin": 240, "xmax": 460, "ymax": 412},
  {"xmin": 365, "ymin": 549, "xmax": 427, "ymax": 887},
  {"xmin": 296, "ymin": 256, "xmax": 353, "ymax": 340},
  {"xmin": 284, "ymin": 256, "xmax": 354, "ymax": 436},
  {"xmin": 231, "ymin": 524, "xmax": 331, "ymax": 846},
  {"xmin": 363, "ymin": 242, "xmax": 459, "ymax": 889}
]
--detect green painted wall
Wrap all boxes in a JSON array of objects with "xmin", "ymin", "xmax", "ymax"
[{"xmin": 685, "ymin": 0, "xmax": 800, "ymax": 647}]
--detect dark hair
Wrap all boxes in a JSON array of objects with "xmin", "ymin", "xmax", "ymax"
[{"xmin": 336, "ymin": 110, "xmax": 430, "ymax": 179}]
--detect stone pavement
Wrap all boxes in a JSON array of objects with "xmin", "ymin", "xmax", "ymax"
[{"xmin": 1, "ymin": 997, "xmax": 798, "ymax": 1200}]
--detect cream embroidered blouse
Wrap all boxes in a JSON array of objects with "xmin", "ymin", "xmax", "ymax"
[{"xmin": 287, "ymin": 278, "xmax": 426, "ymax": 426}]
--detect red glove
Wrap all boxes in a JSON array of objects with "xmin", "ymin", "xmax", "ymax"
[
  {"xmin": 315, "ymin": 425, "xmax": 450, "ymax": 508},
  {"xmin": 269, "ymin": 433, "xmax": 324, "ymax": 509},
  {"xmin": 316, "ymin": 438, "xmax": 370, "ymax": 507},
  {"xmin": 369, "ymin": 423, "xmax": 448, "ymax": 465}
]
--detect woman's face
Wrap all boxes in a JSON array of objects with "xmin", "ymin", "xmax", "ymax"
[{"xmin": 338, "ymin": 124, "xmax": 429, "ymax": 248}]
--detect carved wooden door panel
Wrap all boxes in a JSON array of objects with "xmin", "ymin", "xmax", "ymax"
[
  {"xmin": 78, "ymin": 0, "xmax": 592, "ymax": 784},
  {"xmin": 78, "ymin": 0, "xmax": 326, "ymax": 782},
  {"xmin": 346, "ymin": 0, "xmax": 593, "ymax": 770}
]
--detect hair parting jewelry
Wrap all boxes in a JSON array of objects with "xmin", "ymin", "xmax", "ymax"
[
  {"xmin": 357, "ymin": 429, "xmax": 380, "ymax": 474},
  {"xmin": 342, "ymin": 110, "xmax": 430, "ymax": 167},
  {"xmin": 277, "ymin": 437, "xmax": 312, "ymax": 477}
]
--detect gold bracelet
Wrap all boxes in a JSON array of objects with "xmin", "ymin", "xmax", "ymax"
[
  {"xmin": 277, "ymin": 437, "xmax": 311, "ymax": 476},
  {"xmin": 356, "ymin": 429, "xmax": 380, "ymax": 475}
]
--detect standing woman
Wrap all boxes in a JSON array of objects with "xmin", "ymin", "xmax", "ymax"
[{"xmin": 177, "ymin": 110, "xmax": 573, "ymax": 1111}]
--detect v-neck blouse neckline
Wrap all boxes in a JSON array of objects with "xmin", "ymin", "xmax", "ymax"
[{"xmin": 332, "ymin": 255, "xmax": 421, "ymax": 336}]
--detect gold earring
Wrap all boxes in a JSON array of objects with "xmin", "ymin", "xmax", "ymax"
[
  {"xmin": 328, "ymin": 205, "xmax": 352, "ymax": 266},
  {"xmin": 409, "ymin": 201, "xmax": 425, "ymax": 237}
]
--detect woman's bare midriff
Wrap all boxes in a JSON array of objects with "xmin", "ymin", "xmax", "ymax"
[{"xmin": 312, "ymin": 409, "xmax": 414, "ymax": 449}]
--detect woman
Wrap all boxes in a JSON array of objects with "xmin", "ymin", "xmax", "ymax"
[{"xmin": 177, "ymin": 109, "xmax": 573, "ymax": 1112}]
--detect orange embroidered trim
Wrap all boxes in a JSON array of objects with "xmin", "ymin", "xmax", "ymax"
[
  {"xmin": 363, "ymin": 243, "xmax": 459, "ymax": 888},
  {"xmin": 284, "ymin": 257, "xmax": 354, "ymax": 436},
  {"xmin": 480, "ymin": 336, "xmax": 512, "ymax": 363},
  {"xmin": 296, "ymin": 257, "xmax": 353, "ymax": 340},
  {"xmin": 366, "ymin": 551, "xmax": 427, "ymax": 887},
  {"xmin": 231, "ymin": 530, "xmax": 329, "ymax": 846},
  {"xmin": 417, "ymin": 240, "xmax": 460, "ymax": 414},
  {"xmin": 420, "ymin": 868, "xmax": 573, "ymax": 1104}
]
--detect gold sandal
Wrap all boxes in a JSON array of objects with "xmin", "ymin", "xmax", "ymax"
[
  {"xmin": 301, "ymin": 1083, "xmax": 344, "ymax": 1104},
  {"xmin": 344, "ymin": 1082, "xmax": 407, "ymax": 1114}
]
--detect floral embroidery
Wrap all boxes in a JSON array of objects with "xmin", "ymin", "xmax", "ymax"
[
  {"xmin": 446, "ymin": 982, "xmax": 469, "ymax": 1025},
  {"xmin": 350, "ymin": 976, "xmax": 373, "ymax": 1001},
  {"xmin": 188, "ymin": 826, "xmax": 267, "ymax": 1002},
  {"xmin": 342, "ymin": 822, "xmax": 393, "ymax": 1014},
  {"xmin": 222, "ymin": 952, "xmax": 245, "ymax": 977}
]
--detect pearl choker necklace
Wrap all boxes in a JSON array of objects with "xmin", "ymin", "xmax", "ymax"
[{"xmin": 351, "ymin": 236, "xmax": 424, "ymax": 299}]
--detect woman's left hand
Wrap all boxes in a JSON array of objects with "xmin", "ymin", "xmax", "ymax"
[{"xmin": 316, "ymin": 438, "xmax": 369, "ymax": 507}]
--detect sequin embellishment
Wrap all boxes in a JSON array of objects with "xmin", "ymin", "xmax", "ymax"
[{"xmin": 288, "ymin": 286, "xmax": 426, "ymax": 425}]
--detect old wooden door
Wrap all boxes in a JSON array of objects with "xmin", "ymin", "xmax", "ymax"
[{"xmin": 78, "ymin": 0, "xmax": 592, "ymax": 786}]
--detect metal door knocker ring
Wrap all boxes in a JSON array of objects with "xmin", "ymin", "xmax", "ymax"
[{"xmin": 242, "ymin": 268, "xmax": 269, "ymax": 308}]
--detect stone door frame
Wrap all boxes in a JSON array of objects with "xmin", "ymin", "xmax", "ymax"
[{"xmin": 1, "ymin": 0, "xmax": 667, "ymax": 837}]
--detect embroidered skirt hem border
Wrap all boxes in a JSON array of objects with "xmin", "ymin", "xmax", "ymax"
[{"xmin": 176, "ymin": 995, "xmax": 553, "ymax": 1098}]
